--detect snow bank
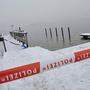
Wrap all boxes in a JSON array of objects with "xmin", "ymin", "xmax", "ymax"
[
  {"xmin": 2, "ymin": 42, "xmax": 90, "ymax": 71},
  {"xmin": 0, "ymin": 57, "xmax": 90, "ymax": 90},
  {"xmin": 3, "ymin": 35, "xmax": 22, "ymax": 52},
  {"xmin": 4, "ymin": 35, "xmax": 20, "ymax": 45},
  {"xmin": 0, "ymin": 36, "xmax": 90, "ymax": 90}
]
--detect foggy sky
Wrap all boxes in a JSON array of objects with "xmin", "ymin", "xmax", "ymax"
[{"xmin": 0, "ymin": 0, "xmax": 90, "ymax": 33}]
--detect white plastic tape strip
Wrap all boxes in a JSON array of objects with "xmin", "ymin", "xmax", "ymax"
[{"xmin": 40, "ymin": 52, "xmax": 75, "ymax": 72}]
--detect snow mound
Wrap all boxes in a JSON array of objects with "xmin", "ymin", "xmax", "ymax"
[
  {"xmin": 4, "ymin": 35, "xmax": 20, "ymax": 45},
  {"xmin": 1, "ymin": 58, "xmax": 90, "ymax": 90},
  {"xmin": 0, "ymin": 35, "xmax": 90, "ymax": 90},
  {"xmin": 3, "ymin": 35, "xmax": 22, "ymax": 52}
]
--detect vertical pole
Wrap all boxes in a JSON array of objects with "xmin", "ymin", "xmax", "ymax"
[
  {"xmin": 0, "ymin": 37, "xmax": 7, "ymax": 52},
  {"xmin": 25, "ymin": 33, "xmax": 28, "ymax": 47},
  {"xmin": 68, "ymin": 27, "xmax": 71, "ymax": 42},
  {"xmin": 49, "ymin": 28, "xmax": 52, "ymax": 39},
  {"xmin": 55, "ymin": 27, "xmax": 58, "ymax": 38},
  {"xmin": 61, "ymin": 27, "xmax": 65, "ymax": 43},
  {"xmin": 55, "ymin": 27, "xmax": 58, "ymax": 42},
  {"xmin": 19, "ymin": 27, "xmax": 21, "ymax": 32},
  {"xmin": 45, "ymin": 28, "xmax": 48, "ymax": 38}
]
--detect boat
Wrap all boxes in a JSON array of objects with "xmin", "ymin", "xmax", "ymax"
[{"xmin": 80, "ymin": 33, "xmax": 90, "ymax": 39}]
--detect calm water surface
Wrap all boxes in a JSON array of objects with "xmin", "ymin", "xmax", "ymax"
[{"xmin": 24, "ymin": 24, "xmax": 90, "ymax": 51}]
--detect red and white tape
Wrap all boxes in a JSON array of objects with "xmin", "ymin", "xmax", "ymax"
[
  {"xmin": 0, "ymin": 62, "xmax": 40, "ymax": 84},
  {"xmin": 74, "ymin": 49, "xmax": 90, "ymax": 62},
  {"xmin": 0, "ymin": 49, "xmax": 90, "ymax": 84}
]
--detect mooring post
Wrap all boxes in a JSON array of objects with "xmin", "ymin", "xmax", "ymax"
[
  {"xmin": 25, "ymin": 33, "xmax": 29, "ymax": 47},
  {"xmin": 68, "ymin": 27, "xmax": 71, "ymax": 42},
  {"xmin": 0, "ymin": 36, "xmax": 7, "ymax": 52},
  {"xmin": 45, "ymin": 28, "xmax": 48, "ymax": 38},
  {"xmin": 55, "ymin": 27, "xmax": 59, "ymax": 42},
  {"xmin": 49, "ymin": 28, "xmax": 52, "ymax": 39},
  {"xmin": 61, "ymin": 27, "xmax": 65, "ymax": 43},
  {"xmin": 3, "ymin": 40, "xmax": 7, "ymax": 52},
  {"xmin": 55, "ymin": 27, "xmax": 58, "ymax": 38}
]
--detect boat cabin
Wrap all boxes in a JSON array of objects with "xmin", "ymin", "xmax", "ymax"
[{"xmin": 80, "ymin": 33, "xmax": 90, "ymax": 39}]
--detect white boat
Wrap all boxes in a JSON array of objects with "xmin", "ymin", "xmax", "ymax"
[{"xmin": 80, "ymin": 33, "xmax": 90, "ymax": 39}]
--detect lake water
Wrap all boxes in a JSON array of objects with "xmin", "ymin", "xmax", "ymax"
[
  {"xmin": 23, "ymin": 23, "xmax": 90, "ymax": 51},
  {"xmin": 1, "ymin": 18, "xmax": 90, "ymax": 51}
]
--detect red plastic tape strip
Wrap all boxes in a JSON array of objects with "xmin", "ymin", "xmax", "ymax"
[
  {"xmin": 0, "ymin": 62, "xmax": 40, "ymax": 84},
  {"xmin": 74, "ymin": 49, "xmax": 90, "ymax": 62}
]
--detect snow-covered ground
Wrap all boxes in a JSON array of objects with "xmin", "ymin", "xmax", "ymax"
[
  {"xmin": 0, "ymin": 35, "xmax": 90, "ymax": 90},
  {"xmin": 4, "ymin": 35, "xmax": 22, "ymax": 51}
]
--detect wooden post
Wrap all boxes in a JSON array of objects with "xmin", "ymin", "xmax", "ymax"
[
  {"xmin": 45, "ymin": 28, "xmax": 48, "ymax": 38},
  {"xmin": 3, "ymin": 40, "xmax": 7, "ymax": 52},
  {"xmin": 61, "ymin": 27, "xmax": 65, "ymax": 43},
  {"xmin": 49, "ymin": 28, "xmax": 52, "ymax": 39},
  {"xmin": 25, "ymin": 33, "xmax": 28, "ymax": 47},
  {"xmin": 68, "ymin": 27, "xmax": 71, "ymax": 42},
  {"xmin": 55, "ymin": 27, "xmax": 58, "ymax": 38},
  {"xmin": 0, "ymin": 37, "xmax": 7, "ymax": 52},
  {"xmin": 55, "ymin": 27, "xmax": 59, "ymax": 42}
]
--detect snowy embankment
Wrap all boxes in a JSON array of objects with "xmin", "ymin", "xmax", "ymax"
[
  {"xmin": 4, "ymin": 35, "xmax": 22, "ymax": 51},
  {"xmin": 0, "ymin": 35, "xmax": 90, "ymax": 90}
]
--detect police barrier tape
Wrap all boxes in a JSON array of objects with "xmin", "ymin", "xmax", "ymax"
[
  {"xmin": 74, "ymin": 49, "xmax": 90, "ymax": 62},
  {"xmin": 41, "ymin": 49, "xmax": 90, "ymax": 72},
  {"xmin": 0, "ymin": 49, "xmax": 90, "ymax": 84},
  {"xmin": 0, "ymin": 62, "xmax": 40, "ymax": 84}
]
